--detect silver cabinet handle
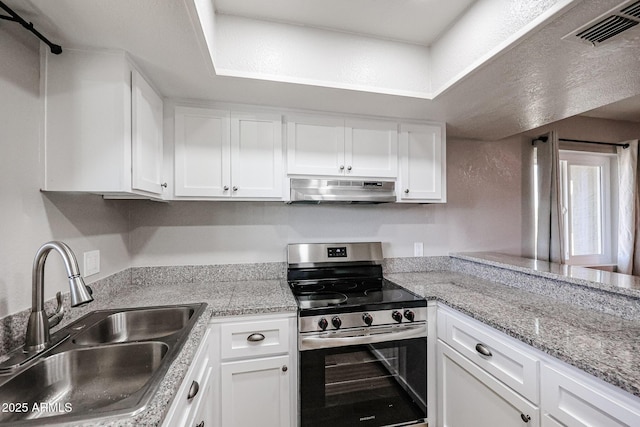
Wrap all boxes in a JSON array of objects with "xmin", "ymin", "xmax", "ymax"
[
  {"xmin": 187, "ymin": 380, "xmax": 199, "ymax": 400},
  {"xmin": 282, "ymin": 365, "xmax": 288, "ymax": 372},
  {"xmin": 233, "ymin": 186, "xmax": 238, "ymax": 192},
  {"xmin": 161, "ymin": 182, "xmax": 168, "ymax": 188},
  {"xmin": 223, "ymin": 186, "xmax": 229, "ymax": 191},
  {"xmin": 247, "ymin": 333, "xmax": 265, "ymax": 342},
  {"xmin": 347, "ymin": 165, "xmax": 352, "ymax": 171},
  {"xmin": 196, "ymin": 421, "xmax": 205, "ymax": 427},
  {"xmin": 404, "ymin": 189, "xmax": 410, "ymax": 194},
  {"xmin": 339, "ymin": 165, "xmax": 345, "ymax": 171},
  {"xmin": 520, "ymin": 414, "xmax": 531, "ymax": 423},
  {"xmin": 475, "ymin": 343, "xmax": 492, "ymax": 357}
]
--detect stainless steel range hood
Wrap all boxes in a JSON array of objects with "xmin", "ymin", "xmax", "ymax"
[{"xmin": 288, "ymin": 178, "xmax": 396, "ymax": 204}]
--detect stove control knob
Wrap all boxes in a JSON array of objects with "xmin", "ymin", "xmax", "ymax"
[
  {"xmin": 404, "ymin": 310, "xmax": 415, "ymax": 322},
  {"xmin": 331, "ymin": 316, "xmax": 342, "ymax": 329},
  {"xmin": 362, "ymin": 313, "xmax": 373, "ymax": 326},
  {"xmin": 318, "ymin": 318, "xmax": 328, "ymax": 331},
  {"xmin": 392, "ymin": 310, "xmax": 403, "ymax": 323}
]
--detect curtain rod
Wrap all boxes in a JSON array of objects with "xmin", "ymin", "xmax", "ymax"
[
  {"xmin": 0, "ymin": 1, "xmax": 62, "ymax": 54},
  {"xmin": 533, "ymin": 136, "xmax": 630, "ymax": 149}
]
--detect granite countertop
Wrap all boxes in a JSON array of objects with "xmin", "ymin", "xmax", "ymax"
[
  {"xmin": 9, "ymin": 263, "xmax": 640, "ymax": 425},
  {"xmin": 452, "ymin": 252, "xmax": 640, "ymax": 297},
  {"xmin": 386, "ymin": 271, "xmax": 640, "ymax": 399},
  {"xmin": 53, "ymin": 279, "xmax": 297, "ymax": 427}
]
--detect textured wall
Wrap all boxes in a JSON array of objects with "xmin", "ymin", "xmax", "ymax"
[
  {"xmin": 0, "ymin": 26, "xmax": 131, "ymax": 317},
  {"xmin": 214, "ymin": 15, "xmax": 431, "ymax": 97},
  {"xmin": 129, "ymin": 136, "xmax": 525, "ymax": 266}
]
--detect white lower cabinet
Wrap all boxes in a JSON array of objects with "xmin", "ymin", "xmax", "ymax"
[
  {"xmin": 436, "ymin": 304, "xmax": 640, "ymax": 427},
  {"xmin": 541, "ymin": 363, "xmax": 640, "ymax": 427},
  {"xmin": 220, "ymin": 355, "xmax": 291, "ymax": 427},
  {"xmin": 163, "ymin": 329, "xmax": 213, "ymax": 427},
  {"xmin": 438, "ymin": 342, "xmax": 539, "ymax": 427},
  {"xmin": 210, "ymin": 313, "xmax": 297, "ymax": 427}
]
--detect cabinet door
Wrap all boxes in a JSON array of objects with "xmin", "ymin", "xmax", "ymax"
[
  {"xmin": 345, "ymin": 118, "xmax": 398, "ymax": 178},
  {"xmin": 541, "ymin": 364, "xmax": 640, "ymax": 427},
  {"xmin": 43, "ymin": 48, "xmax": 130, "ymax": 192},
  {"xmin": 187, "ymin": 368, "xmax": 214, "ymax": 427},
  {"xmin": 221, "ymin": 355, "xmax": 291, "ymax": 427},
  {"xmin": 438, "ymin": 342, "xmax": 539, "ymax": 427},
  {"xmin": 398, "ymin": 123, "xmax": 445, "ymax": 202},
  {"xmin": 286, "ymin": 114, "xmax": 345, "ymax": 176},
  {"xmin": 132, "ymin": 70, "xmax": 164, "ymax": 195},
  {"xmin": 174, "ymin": 107, "xmax": 230, "ymax": 197},
  {"xmin": 231, "ymin": 112, "xmax": 283, "ymax": 198}
]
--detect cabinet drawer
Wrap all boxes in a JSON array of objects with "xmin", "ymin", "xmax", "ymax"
[
  {"xmin": 541, "ymin": 364, "xmax": 640, "ymax": 427},
  {"xmin": 438, "ymin": 308, "xmax": 539, "ymax": 403},
  {"xmin": 221, "ymin": 318, "xmax": 290, "ymax": 360}
]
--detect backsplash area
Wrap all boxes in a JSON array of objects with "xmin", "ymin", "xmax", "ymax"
[{"xmin": 3, "ymin": 253, "xmax": 639, "ymax": 357}]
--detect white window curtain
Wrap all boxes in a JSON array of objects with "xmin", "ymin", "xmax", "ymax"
[
  {"xmin": 536, "ymin": 131, "xmax": 565, "ymax": 263},
  {"xmin": 617, "ymin": 140, "xmax": 640, "ymax": 275}
]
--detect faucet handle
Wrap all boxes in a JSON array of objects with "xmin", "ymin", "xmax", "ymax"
[{"xmin": 47, "ymin": 292, "xmax": 64, "ymax": 329}]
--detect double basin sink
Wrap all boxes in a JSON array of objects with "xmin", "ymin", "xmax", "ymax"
[{"xmin": 0, "ymin": 303, "xmax": 207, "ymax": 425}]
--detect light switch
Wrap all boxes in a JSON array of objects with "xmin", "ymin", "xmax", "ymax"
[{"xmin": 84, "ymin": 250, "xmax": 100, "ymax": 277}]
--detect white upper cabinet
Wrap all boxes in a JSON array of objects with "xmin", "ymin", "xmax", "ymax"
[
  {"xmin": 42, "ymin": 48, "xmax": 165, "ymax": 198},
  {"xmin": 398, "ymin": 123, "xmax": 446, "ymax": 203},
  {"xmin": 231, "ymin": 112, "xmax": 283, "ymax": 198},
  {"xmin": 174, "ymin": 106, "xmax": 283, "ymax": 199},
  {"xmin": 132, "ymin": 70, "xmax": 164, "ymax": 195},
  {"xmin": 286, "ymin": 114, "xmax": 345, "ymax": 176},
  {"xmin": 174, "ymin": 107, "xmax": 230, "ymax": 197},
  {"xmin": 345, "ymin": 118, "xmax": 398, "ymax": 178},
  {"xmin": 287, "ymin": 114, "xmax": 398, "ymax": 178}
]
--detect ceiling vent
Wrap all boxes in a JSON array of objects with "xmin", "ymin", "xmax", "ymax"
[{"xmin": 564, "ymin": 0, "xmax": 640, "ymax": 46}]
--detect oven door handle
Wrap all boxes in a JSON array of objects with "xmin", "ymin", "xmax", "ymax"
[{"xmin": 299, "ymin": 324, "xmax": 427, "ymax": 351}]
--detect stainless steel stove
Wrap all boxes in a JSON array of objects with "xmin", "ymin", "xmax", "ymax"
[{"xmin": 287, "ymin": 242, "xmax": 427, "ymax": 427}]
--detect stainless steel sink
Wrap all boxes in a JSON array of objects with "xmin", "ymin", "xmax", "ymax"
[
  {"xmin": 0, "ymin": 342, "xmax": 168, "ymax": 422},
  {"xmin": 0, "ymin": 303, "xmax": 206, "ymax": 425},
  {"xmin": 73, "ymin": 306, "xmax": 195, "ymax": 345}
]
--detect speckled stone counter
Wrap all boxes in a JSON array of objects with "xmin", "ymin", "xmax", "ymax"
[
  {"xmin": 0, "ymin": 278, "xmax": 297, "ymax": 427},
  {"xmin": 450, "ymin": 252, "xmax": 640, "ymax": 321},
  {"xmin": 386, "ymin": 270, "xmax": 640, "ymax": 400},
  {"xmin": 4, "ymin": 255, "xmax": 640, "ymax": 425}
]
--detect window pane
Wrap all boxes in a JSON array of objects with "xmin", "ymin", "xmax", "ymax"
[{"xmin": 569, "ymin": 165, "xmax": 602, "ymax": 256}]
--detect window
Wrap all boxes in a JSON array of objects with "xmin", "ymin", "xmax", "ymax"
[{"xmin": 559, "ymin": 151, "xmax": 617, "ymax": 266}]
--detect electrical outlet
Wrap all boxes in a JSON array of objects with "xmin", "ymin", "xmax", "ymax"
[
  {"xmin": 413, "ymin": 242, "xmax": 424, "ymax": 257},
  {"xmin": 84, "ymin": 250, "xmax": 100, "ymax": 277}
]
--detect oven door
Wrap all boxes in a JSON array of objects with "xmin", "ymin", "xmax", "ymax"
[{"xmin": 299, "ymin": 332, "xmax": 426, "ymax": 427}]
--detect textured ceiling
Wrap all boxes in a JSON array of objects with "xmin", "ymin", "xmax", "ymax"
[{"xmin": 3, "ymin": 0, "xmax": 640, "ymax": 140}]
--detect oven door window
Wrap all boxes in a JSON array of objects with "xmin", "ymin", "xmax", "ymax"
[{"xmin": 300, "ymin": 337, "xmax": 426, "ymax": 427}]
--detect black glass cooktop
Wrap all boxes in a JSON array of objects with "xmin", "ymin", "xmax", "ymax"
[{"xmin": 291, "ymin": 279, "xmax": 426, "ymax": 316}]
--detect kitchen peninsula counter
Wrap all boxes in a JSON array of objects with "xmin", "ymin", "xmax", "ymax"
[{"xmin": 386, "ymin": 270, "xmax": 640, "ymax": 400}]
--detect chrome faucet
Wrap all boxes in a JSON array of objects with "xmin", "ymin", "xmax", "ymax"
[{"xmin": 24, "ymin": 241, "xmax": 94, "ymax": 352}]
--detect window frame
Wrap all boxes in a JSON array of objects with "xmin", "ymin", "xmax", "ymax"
[{"xmin": 559, "ymin": 150, "xmax": 617, "ymax": 266}]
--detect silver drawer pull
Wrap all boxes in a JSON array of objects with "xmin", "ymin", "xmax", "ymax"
[
  {"xmin": 247, "ymin": 333, "xmax": 266, "ymax": 342},
  {"xmin": 187, "ymin": 380, "xmax": 199, "ymax": 400},
  {"xmin": 475, "ymin": 343, "xmax": 492, "ymax": 357}
]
